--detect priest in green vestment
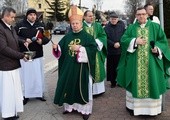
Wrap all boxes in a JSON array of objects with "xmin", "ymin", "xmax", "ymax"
[
  {"xmin": 117, "ymin": 7, "xmax": 170, "ymax": 116},
  {"xmin": 52, "ymin": 5, "xmax": 97, "ymax": 120},
  {"xmin": 83, "ymin": 10, "xmax": 107, "ymax": 95}
]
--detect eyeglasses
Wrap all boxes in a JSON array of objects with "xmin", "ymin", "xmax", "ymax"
[{"xmin": 136, "ymin": 13, "xmax": 147, "ymax": 16}]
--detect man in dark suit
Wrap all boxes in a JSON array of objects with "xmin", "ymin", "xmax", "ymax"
[{"xmin": 0, "ymin": 7, "xmax": 28, "ymax": 120}]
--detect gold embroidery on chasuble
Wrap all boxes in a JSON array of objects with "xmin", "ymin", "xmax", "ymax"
[
  {"xmin": 84, "ymin": 26, "xmax": 101, "ymax": 81},
  {"xmin": 95, "ymin": 54, "xmax": 100, "ymax": 81},
  {"xmin": 84, "ymin": 26, "xmax": 94, "ymax": 37},
  {"xmin": 68, "ymin": 39, "xmax": 81, "ymax": 57},
  {"xmin": 137, "ymin": 27, "xmax": 149, "ymax": 98}
]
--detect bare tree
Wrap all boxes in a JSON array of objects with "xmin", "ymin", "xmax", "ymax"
[
  {"xmin": 3, "ymin": 0, "xmax": 13, "ymax": 7},
  {"xmin": 3, "ymin": 0, "xmax": 27, "ymax": 14},
  {"xmin": 44, "ymin": 0, "xmax": 70, "ymax": 21},
  {"xmin": 124, "ymin": 0, "xmax": 144, "ymax": 23},
  {"xmin": 145, "ymin": 0, "xmax": 159, "ymax": 5},
  {"xmin": 94, "ymin": 0, "xmax": 103, "ymax": 11},
  {"xmin": 15, "ymin": 0, "xmax": 27, "ymax": 14}
]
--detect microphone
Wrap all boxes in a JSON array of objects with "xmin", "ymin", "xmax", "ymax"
[
  {"xmin": 31, "ymin": 30, "xmax": 41, "ymax": 41},
  {"xmin": 150, "ymin": 41, "xmax": 158, "ymax": 56},
  {"xmin": 150, "ymin": 41, "xmax": 155, "ymax": 49},
  {"xmin": 31, "ymin": 37, "xmax": 37, "ymax": 41}
]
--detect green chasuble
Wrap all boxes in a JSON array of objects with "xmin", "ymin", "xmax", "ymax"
[
  {"xmin": 54, "ymin": 30, "xmax": 97, "ymax": 106},
  {"xmin": 83, "ymin": 21, "xmax": 107, "ymax": 83},
  {"xmin": 117, "ymin": 20, "xmax": 170, "ymax": 99}
]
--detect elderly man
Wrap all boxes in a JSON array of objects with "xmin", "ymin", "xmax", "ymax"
[
  {"xmin": 117, "ymin": 7, "xmax": 170, "ymax": 116},
  {"xmin": 104, "ymin": 13, "xmax": 125, "ymax": 88},
  {"xmin": 52, "ymin": 5, "xmax": 97, "ymax": 120}
]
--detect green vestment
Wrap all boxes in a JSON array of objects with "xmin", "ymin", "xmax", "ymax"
[
  {"xmin": 117, "ymin": 20, "xmax": 170, "ymax": 99},
  {"xmin": 83, "ymin": 21, "xmax": 107, "ymax": 83},
  {"xmin": 53, "ymin": 30, "xmax": 97, "ymax": 106}
]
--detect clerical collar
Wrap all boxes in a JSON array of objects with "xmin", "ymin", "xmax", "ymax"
[
  {"xmin": 149, "ymin": 15, "xmax": 153, "ymax": 20},
  {"xmin": 27, "ymin": 19, "xmax": 35, "ymax": 26},
  {"xmin": 140, "ymin": 20, "xmax": 148, "ymax": 28},
  {"xmin": 84, "ymin": 21, "xmax": 92, "ymax": 27},
  {"xmin": 73, "ymin": 28, "xmax": 83, "ymax": 33},
  {"xmin": 1, "ymin": 19, "xmax": 12, "ymax": 29}
]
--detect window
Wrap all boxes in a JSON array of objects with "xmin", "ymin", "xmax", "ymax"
[{"xmin": 38, "ymin": 4, "xmax": 41, "ymax": 9}]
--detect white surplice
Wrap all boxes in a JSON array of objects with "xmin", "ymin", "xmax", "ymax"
[
  {"xmin": 64, "ymin": 76, "xmax": 93, "ymax": 115},
  {"xmin": 126, "ymin": 91, "xmax": 162, "ymax": 116},
  {"xmin": 92, "ymin": 81, "xmax": 105, "ymax": 95},
  {"xmin": 20, "ymin": 57, "xmax": 44, "ymax": 98},
  {"xmin": 0, "ymin": 68, "xmax": 23, "ymax": 118}
]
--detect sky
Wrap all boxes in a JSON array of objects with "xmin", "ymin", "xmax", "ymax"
[
  {"xmin": 101, "ymin": 0, "xmax": 124, "ymax": 11},
  {"xmin": 71, "ymin": 0, "xmax": 125, "ymax": 12}
]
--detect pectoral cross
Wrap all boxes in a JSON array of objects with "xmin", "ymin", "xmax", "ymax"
[{"xmin": 68, "ymin": 39, "xmax": 81, "ymax": 57}]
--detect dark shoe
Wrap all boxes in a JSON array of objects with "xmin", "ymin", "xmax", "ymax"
[
  {"xmin": 23, "ymin": 97, "xmax": 29, "ymax": 105},
  {"xmin": 63, "ymin": 110, "xmax": 69, "ymax": 114},
  {"xmin": 13, "ymin": 115, "xmax": 19, "ymax": 119},
  {"xmin": 36, "ymin": 97, "xmax": 46, "ymax": 101},
  {"xmin": 116, "ymin": 84, "xmax": 121, "ymax": 87},
  {"xmin": 93, "ymin": 92, "xmax": 105, "ymax": 98},
  {"xmin": 11, "ymin": 115, "xmax": 19, "ymax": 120},
  {"xmin": 126, "ymin": 107, "xmax": 134, "ymax": 116},
  {"xmin": 3, "ymin": 118, "xmax": 11, "ymax": 120},
  {"xmin": 3, "ymin": 115, "xmax": 19, "ymax": 120},
  {"xmin": 111, "ymin": 84, "xmax": 116, "ymax": 88},
  {"xmin": 82, "ymin": 114, "xmax": 90, "ymax": 120}
]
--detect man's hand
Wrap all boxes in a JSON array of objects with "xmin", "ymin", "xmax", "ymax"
[
  {"xmin": 114, "ymin": 42, "xmax": 120, "ymax": 48},
  {"xmin": 23, "ymin": 54, "xmax": 28, "ymax": 62},
  {"xmin": 52, "ymin": 44, "xmax": 58, "ymax": 49},
  {"xmin": 25, "ymin": 38, "xmax": 32, "ymax": 44},
  {"xmin": 24, "ymin": 41, "xmax": 29, "ymax": 47},
  {"xmin": 136, "ymin": 37, "xmax": 147, "ymax": 45},
  {"xmin": 151, "ymin": 47, "xmax": 158, "ymax": 54},
  {"xmin": 36, "ymin": 38, "xmax": 42, "ymax": 45},
  {"xmin": 70, "ymin": 45, "xmax": 81, "ymax": 51}
]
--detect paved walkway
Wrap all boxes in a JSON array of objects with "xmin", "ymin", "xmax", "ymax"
[
  {"xmin": 1, "ymin": 67, "xmax": 170, "ymax": 120},
  {"xmin": 17, "ymin": 67, "xmax": 170, "ymax": 120}
]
